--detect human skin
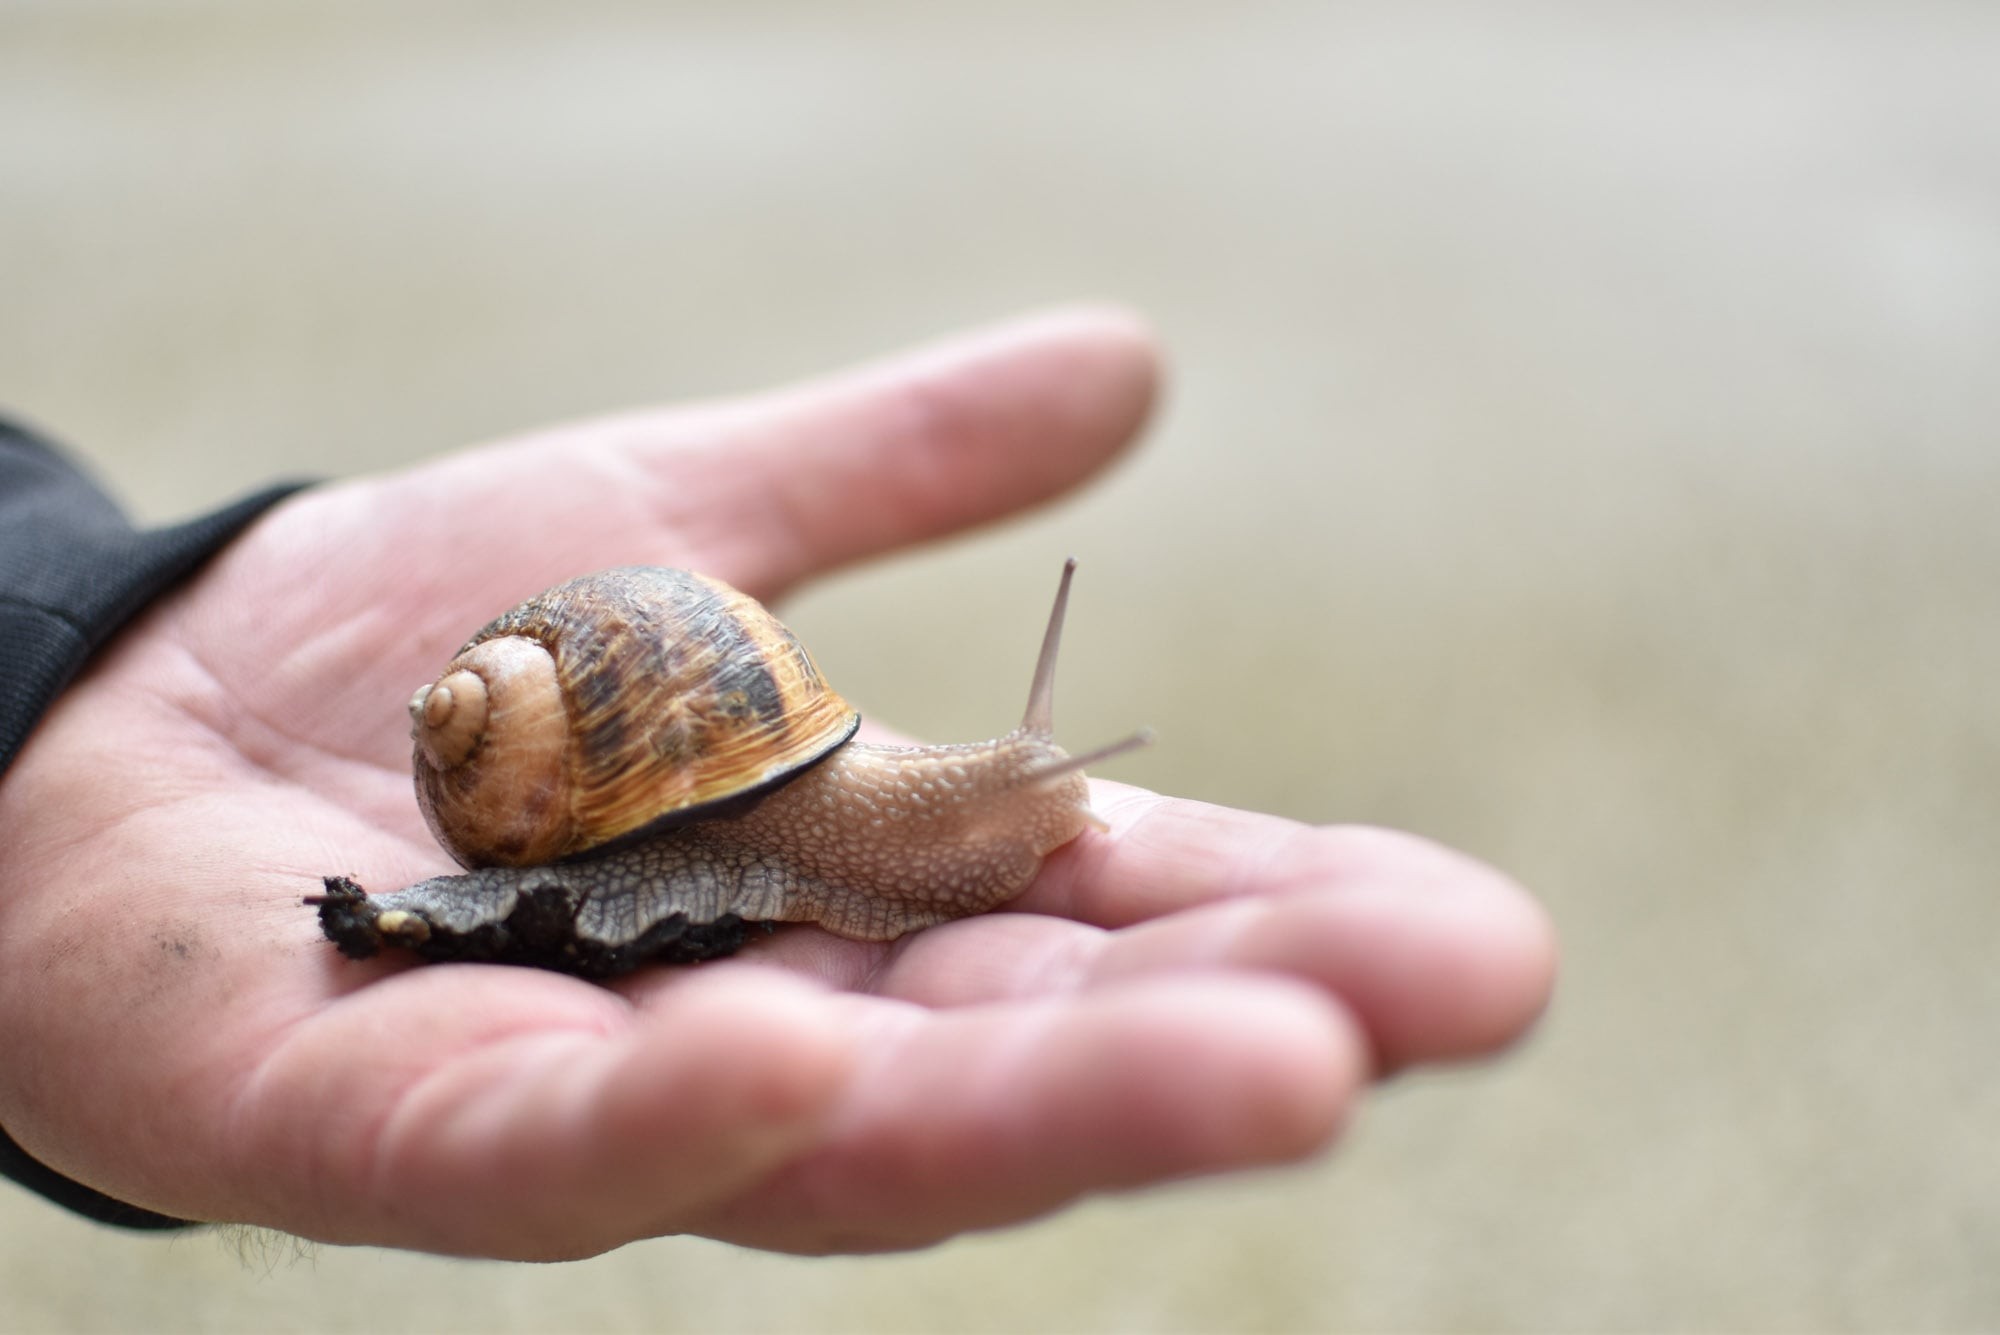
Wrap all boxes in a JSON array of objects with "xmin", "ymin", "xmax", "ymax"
[{"xmin": 0, "ymin": 309, "xmax": 1555, "ymax": 1259}]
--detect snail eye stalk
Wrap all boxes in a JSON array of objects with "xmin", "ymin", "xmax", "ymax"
[
  {"xmin": 1020, "ymin": 557, "xmax": 1078, "ymax": 737},
  {"xmin": 1021, "ymin": 728, "xmax": 1156, "ymax": 787}
]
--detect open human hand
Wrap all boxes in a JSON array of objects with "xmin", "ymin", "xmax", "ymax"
[{"xmin": 0, "ymin": 309, "xmax": 1554, "ymax": 1259}]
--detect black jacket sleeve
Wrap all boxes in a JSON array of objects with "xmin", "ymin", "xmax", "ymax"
[{"xmin": 0, "ymin": 416, "xmax": 306, "ymax": 1229}]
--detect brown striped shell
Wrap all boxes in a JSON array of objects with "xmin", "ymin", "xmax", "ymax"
[{"xmin": 409, "ymin": 566, "xmax": 860, "ymax": 869}]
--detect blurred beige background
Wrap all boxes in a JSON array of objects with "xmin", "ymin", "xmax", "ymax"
[{"xmin": 4, "ymin": 2, "xmax": 1996, "ymax": 1331}]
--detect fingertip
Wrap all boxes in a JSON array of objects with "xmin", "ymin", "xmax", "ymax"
[
  {"xmin": 1325, "ymin": 827, "xmax": 1560, "ymax": 1063},
  {"xmin": 1269, "ymin": 827, "xmax": 1556, "ymax": 1071},
  {"xmin": 1449, "ymin": 866, "xmax": 1560, "ymax": 1060},
  {"xmin": 912, "ymin": 301, "xmax": 1161, "ymax": 387},
  {"xmin": 993, "ymin": 300, "xmax": 1166, "ymax": 444},
  {"xmin": 855, "ymin": 301, "xmax": 1166, "ymax": 493},
  {"xmin": 692, "ymin": 305, "xmax": 1167, "ymax": 594},
  {"xmin": 1101, "ymin": 976, "xmax": 1367, "ymax": 1174}
]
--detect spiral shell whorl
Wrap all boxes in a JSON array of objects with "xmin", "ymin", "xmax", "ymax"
[{"xmin": 411, "ymin": 669, "xmax": 489, "ymax": 770}]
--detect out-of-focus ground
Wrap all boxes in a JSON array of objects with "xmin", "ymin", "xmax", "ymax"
[{"xmin": 3, "ymin": 3, "xmax": 1996, "ymax": 1330}]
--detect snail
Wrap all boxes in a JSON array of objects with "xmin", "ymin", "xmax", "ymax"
[{"xmin": 310, "ymin": 560, "xmax": 1148, "ymax": 977}]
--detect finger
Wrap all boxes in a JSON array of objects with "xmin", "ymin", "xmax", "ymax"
[
  {"xmin": 1013, "ymin": 794, "xmax": 1557, "ymax": 1065},
  {"xmin": 608, "ymin": 304, "xmax": 1160, "ymax": 598},
  {"xmin": 312, "ymin": 304, "xmax": 1159, "ymax": 611},
  {"xmin": 869, "ymin": 870, "xmax": 1554, "ymax": 1071},
  {"xmin": 681, "ymin": 975, "xmax": 1365, "ymax": 1254},
  {"xmin": 231, "ymin": 964, "xmax": 855, "ymax": 1259}
]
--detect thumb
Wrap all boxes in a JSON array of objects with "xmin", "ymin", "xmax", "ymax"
[
  {"xmin": 657, "ymin": 304, "xmax": 1163, "ymax": 598},
  {"xmin": 393, "ymin": 304, "xmax": 1163, "ymax": 602}
]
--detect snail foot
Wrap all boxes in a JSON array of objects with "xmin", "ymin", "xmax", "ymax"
[{"xmin": 308, "ymin": 872, "xmax": 750, "ymax": 979}]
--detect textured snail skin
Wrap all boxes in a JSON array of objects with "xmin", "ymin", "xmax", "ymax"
[
  {"xmin": 317, "ymin": 732, "xmax": 1091, "ymax": 977},
  {"xmin": 312, "ymin": 562, "xmax": 1122, "ymax": 978}
]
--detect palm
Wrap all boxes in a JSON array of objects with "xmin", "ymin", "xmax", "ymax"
[{"xmin": 0, "ymin": 311, "xmax": 1552, "ymax": 1259}]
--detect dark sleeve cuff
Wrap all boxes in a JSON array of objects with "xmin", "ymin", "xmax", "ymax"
[
  {"xmin": 0, "ymin": 415, "xmax": 310, "ymax": 1230},
  {"xmin": 0, "ymin": 1130, "xmax": 191, "ymax": 1231}
]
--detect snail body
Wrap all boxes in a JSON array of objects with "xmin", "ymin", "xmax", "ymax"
[{"xmin": 312, "ymin": 561, "xmax": 1142, "ymax": 977}]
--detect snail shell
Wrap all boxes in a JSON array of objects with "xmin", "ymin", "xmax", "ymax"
[
  {"xmin": 312, "ymin": 561, "xmax": 1147, "ymax": 977},
  {"xmin": 409, "ymin": 567, "xmax": 859, "ymax": 869}
]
